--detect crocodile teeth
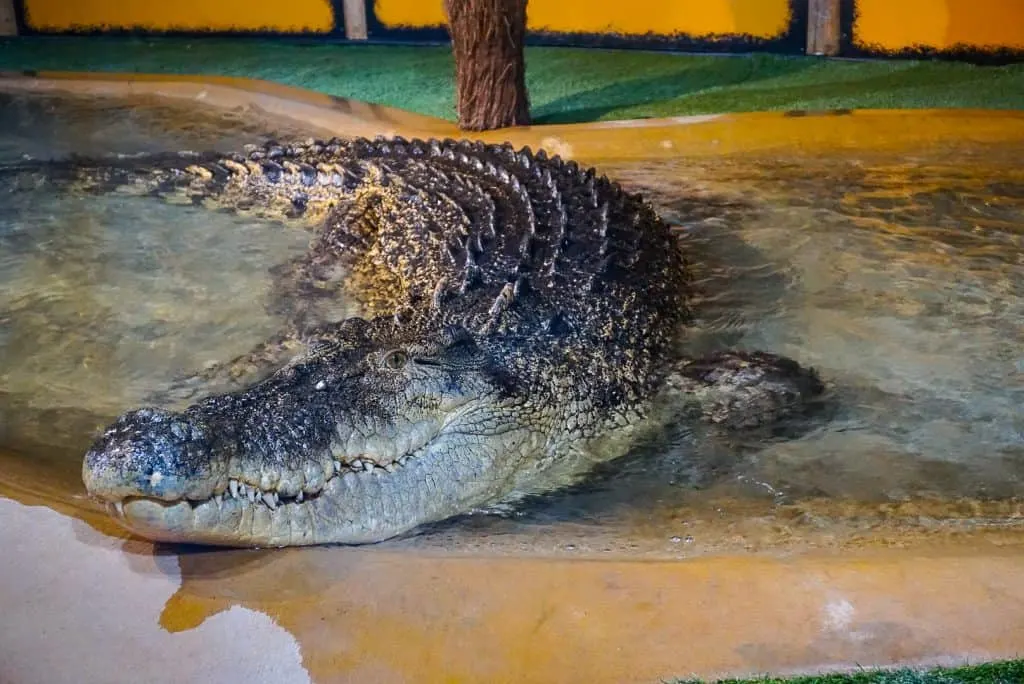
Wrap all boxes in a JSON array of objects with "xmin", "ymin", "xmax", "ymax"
[
  {"xmin": 113, "ymin": 501, "xmax": 124, "ymax": 516},
  {"xmin": 384, "ymin": 463, "xmax": 396, "ymax": 473},
  {"xmin": 247, "ymin": 487, "xmax": 256, "ymax": 503},
  {"xmin": 214, "ymin": 493, "xmax": 223, "ymax": 509},
  {"xmin": 351, "ymin": 458, "xmax": 363, "ymax": 470},
  {"xmin": 262, "ymin": 492, "xmax": 277, "ymax": 510},
  {"xmin": 362, "ymin": 461, "xmax": 374, "ymax": 473},
  {"xmin": 229, "ymin": 479, "xmax": 239, "ymax": 499},
  {"xmin": 334, "ymin": 460, "xmax": 343, "ymax": 473},
  {"xmin": 296, "ymin": 491, "xmax": 304, "ymax": 503}
]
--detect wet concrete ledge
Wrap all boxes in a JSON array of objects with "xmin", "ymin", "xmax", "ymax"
[
  {"xmin": 3, "ymin": 482, "xmax": 1024, "ymax": 684},
  {"xmin": 2, "ymin": 70, "xmax": 1023, "ymax": 163},
  {"xmin": 0, "ymin": 71, "xmax": 1023, "ymax": 683}
]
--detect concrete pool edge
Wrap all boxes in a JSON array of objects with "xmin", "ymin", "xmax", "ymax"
[
  {"xmin": 3, "ymin": 480, "xmax": 1024, "ymax": 683},
  {"xmin": 2, "ymin": 70, "xmax": 1024, "ymax": 163},
  {"xmin": 1, "ymin": 71, "xmax": 1023, "ymax": 683}
]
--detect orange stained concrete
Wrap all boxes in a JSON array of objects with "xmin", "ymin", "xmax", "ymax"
[
  {"xmin": 22, "ymin": 0, "xmax": 335, "ymax": 32},
  {"xmin": 1, "ymin": 72, "xmax": 1024, "ymax": 683},
  {"xmin": 4, "ymin": 475, "xmax": 1024, "ymax": 684},
  {"xmin": 854, "ymin": 0, "xmax": 1024, "ymax": 51},
  {"xmin": 169, "ymin": 549, "xmax": 1024, "ymax": 683},
  {"xmin": 374, "ymin": 0, "xmax": 791, "ymax": 37},
  {"xmin": 3, "ymin": 72, "xmax": 1024, "ymax": 165}
]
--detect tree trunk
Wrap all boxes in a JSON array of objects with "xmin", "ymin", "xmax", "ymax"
[
  {"xmin": 444, "ymin": 0, "xmax": 531, "ymax": 131},
  {"xmin": 806, "ymin": 0, "xmax": 840, "ymax": 56}
]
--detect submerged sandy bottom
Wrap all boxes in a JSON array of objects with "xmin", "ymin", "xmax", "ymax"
[{"xmin": 0, "ymin": 74, "xmax": 1023, "ymax": 683}]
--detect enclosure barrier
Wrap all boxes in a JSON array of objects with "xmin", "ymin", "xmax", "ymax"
[{"xmin": 2, "ymin": 0, "xmax": 1022, "ymax": 62}]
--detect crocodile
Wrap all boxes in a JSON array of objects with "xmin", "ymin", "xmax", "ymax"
[{"xmin": 14, "ymin": 136, "xmax": 824, "ymax": 546}]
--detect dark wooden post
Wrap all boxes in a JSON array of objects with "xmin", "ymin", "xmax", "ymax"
[
  {"xmin": 806, "ymin": 0, "xmax": 840, "ymax": 56},
  {"xmin": 443, "ymin": 0, "xmax": 531, "ymax": 131},
  {"xmin": 0, "ymin": 0, "xmax": 17, "ymax": 36},
  {"xmin": 342, "ymin": 0, "xmax": 368, "ymax": 39}
]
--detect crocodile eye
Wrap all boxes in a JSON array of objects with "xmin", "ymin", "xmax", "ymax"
[{"xmin": 382, "ymin": 350, "xmax": 408, "ymax": 369}]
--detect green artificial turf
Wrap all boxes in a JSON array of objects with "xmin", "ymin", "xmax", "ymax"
[
  {"xmin": 1, "ymin": 37, "xmax": 1022, "ymax": 124},
  {"xmin": 672, "ymin": 660, "xmax": 1024, "ymax": 683}
]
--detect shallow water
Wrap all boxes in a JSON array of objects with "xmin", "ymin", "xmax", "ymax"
[
  {"xmin": 610, "ymin": 150, "xmax": 1024, "ymax": 503},
  {"xmin": 0, "ymin": 91, "xmax": 319, "ymax": 160},
  {"xmin": 0, "ymin": 92, "xmax": 1021, "ymax": 557},
  {"xmin": 0, "ymin": 93, "xmax": 316, "ymax": 484}
]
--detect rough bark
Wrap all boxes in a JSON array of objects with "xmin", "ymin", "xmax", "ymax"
[
  {"xmin": 444, "ymin": 0, "xmax": 531, "ymax": 131},
  {"xmin": 806, "ymin": 0, "xmax": 840, "ymax": 55}
]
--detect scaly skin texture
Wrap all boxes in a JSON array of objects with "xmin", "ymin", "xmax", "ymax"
[{"xmin": 13, "ymin": 136, "xmax": 824, "ymax": 546}]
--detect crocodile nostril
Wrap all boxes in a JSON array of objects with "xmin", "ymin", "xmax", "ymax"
[{"xmin": 82, "ymin": 407, "xmax": 217, "ymax": 503}]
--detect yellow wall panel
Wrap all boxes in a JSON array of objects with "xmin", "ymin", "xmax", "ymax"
[
  {"xmin": 375, "ymin": 0, "xmax": 791, "ymax": 39},
  {"xmin": 375, "ymin": 0, "xmax": 446, "ymax": 28},
  {"xmin": 24, "ymin": 0, "xmax": 336, "ymax": 33},
  {"xmin": 855, "ymin": 0, "xmax": 1024, "ymax": 50}
]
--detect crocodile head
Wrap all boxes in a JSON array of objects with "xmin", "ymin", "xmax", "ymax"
[{"xmin": 83, "ymin": 316, "xmax": 551, "ymax": 546}]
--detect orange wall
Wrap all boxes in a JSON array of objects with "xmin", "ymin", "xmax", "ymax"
[
  {"xmin": 854, "ymin": 0, "xmax": 1024, "ymax": 50},
  {"xmin": 375, "ymin": 0, "xmax": 792, "ymax": 39},
  {"xmin": 23, "ymin": 0, "xmax": 335, "ymax": 33},
  {"xmin": 17, "ymin": 0, "xmax": 1024, "ymax": 54}
]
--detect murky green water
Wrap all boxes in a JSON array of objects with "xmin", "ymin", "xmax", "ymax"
[{"xmin": 0, "ymin": 92, "xmax": 1021, "ymax": 554}]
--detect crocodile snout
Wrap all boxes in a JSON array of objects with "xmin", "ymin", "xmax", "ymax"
[{"xmin": 83, "ymin": 407, "xmax": 220, "ymax": 503}]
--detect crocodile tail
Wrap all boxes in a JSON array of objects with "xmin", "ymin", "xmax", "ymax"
[
  {"xmin": 0, "ymin": 147, "xmax": 353, "ymax": 225},
  {"xmin": 0, "ymin": 152, "xmax": 229, "ymax": 203}
]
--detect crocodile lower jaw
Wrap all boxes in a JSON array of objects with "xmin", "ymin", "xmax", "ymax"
[{"xmin": 102, "ymin": 440, "xmax": 436, "ymax": 546}]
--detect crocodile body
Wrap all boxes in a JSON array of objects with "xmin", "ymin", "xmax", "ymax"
[{"xmin": 21, "ymin": 136, "xmax": 825, "ymax": 547}]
